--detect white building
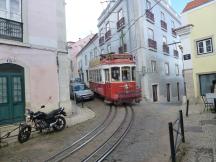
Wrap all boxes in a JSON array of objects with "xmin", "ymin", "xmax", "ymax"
[{"xmin": 77, "ymin": 0, "xmax": 184, "ymax": 103}]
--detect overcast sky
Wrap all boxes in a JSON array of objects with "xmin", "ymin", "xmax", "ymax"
[{"xmin": 65, "ymin": 0, "xmax": 191, "ymax": 42}]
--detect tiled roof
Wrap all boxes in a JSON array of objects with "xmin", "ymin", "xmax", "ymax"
[{"xmin": 182, "ymin": 0, "xmax": 214, "ymax": 13}]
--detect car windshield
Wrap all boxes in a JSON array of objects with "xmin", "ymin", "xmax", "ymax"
[{"xmin": 73, "ymin": 84, "xmax": 85, "ymax": 91}]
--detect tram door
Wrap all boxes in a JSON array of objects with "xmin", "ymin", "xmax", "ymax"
[
  {"xmin": 104, "ymin": 69, "xmax": 111, "ymax": 100},
  {"xmin": 0, "ymin": 64, "xmax": 25, "ymax": 125}
]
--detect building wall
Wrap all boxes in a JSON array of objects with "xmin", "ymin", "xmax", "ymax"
[
  {"xmin": 0, "ymin": 0, "xmax": 71, "ymax": 116},
  {"xmin": 185, "ymin": 2, "xmax": 216, "ymax": 98}
]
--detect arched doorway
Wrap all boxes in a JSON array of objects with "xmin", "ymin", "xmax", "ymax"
[{"xmin": 0, "ymin": 63, "xmax": 25, "ymax": 125}]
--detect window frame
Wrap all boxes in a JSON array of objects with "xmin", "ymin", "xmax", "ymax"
[
  {"xmin": 164, "ymin": 63, "xmax": 169, "ymax": 75},
  {"xmin": 161, "ymin": 11, "xmax": 165, "ymax": 21},
  {"xmin": 151, "ymin": 60, "xmax": 157, "ymax": 73},
  {"xmin": 148, "ymin": 28, "xmax": 154, "ymax": 40},
  {"xmin": 196, "ymin": 38, "xmax": 213, "ymax": 55},
  {"xmin": 118, "ymin": 8, "xmax": 123, "ymax": 21}
]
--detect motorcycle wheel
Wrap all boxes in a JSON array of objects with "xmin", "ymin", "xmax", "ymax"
[
  {"xmin": 53, "ymin": 116, "xmax": 66, "ymax": 131},
  {"xmin": 18, "ymin": 125, "xmax": 32, "ymax": 143}
]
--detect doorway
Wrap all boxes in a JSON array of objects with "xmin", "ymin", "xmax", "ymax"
[
  {"xmin": 0, "ymin": 63, "xmax": 25, "ymax": 125},
  {"xmin": 152, "ymin": 84, "xmax": 158, "ymax": 102}
]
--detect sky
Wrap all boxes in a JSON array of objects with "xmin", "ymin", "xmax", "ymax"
[{"xmin": 65, "ymin": 0, "xmax": 192, "ymax": 42}]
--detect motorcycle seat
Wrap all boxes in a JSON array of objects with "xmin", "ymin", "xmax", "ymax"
[{"xmin": 46, "ymin": 108, "xmax": 61, "ymax": 119}]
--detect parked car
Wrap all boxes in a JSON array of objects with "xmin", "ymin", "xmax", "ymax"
[{"xmin": 70, "ymin": 83, "xmax": 94, "ymax": 103}]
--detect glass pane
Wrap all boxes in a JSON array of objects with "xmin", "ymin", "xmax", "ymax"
[
  {"xmin": 206, "ymin": 39, "xmax": 212, "ymax": 52},
  {"xmin": 13, "ymin": 77, "xmax": 22, "ymax": 102},
  {"xmin": 0, "ymin": 77, "xmax": 7, "ymax": 104},
  {"xmin": 105, "ymin": 69, "xmax": 110, "ymax": 82},
  {"xmin": 111, "ymin": 67, "xmax": 120, "ymax": 81},
  {"xmin": 122, "ymin": 66, "xmax": 131, "ymax": 81},
  {"xmin": 199, "ymin": 74, "xmax": 216, "ymax": 95},
  {"xmin": 0, "ymin": 0, "xmax": 6, "ymax": 10}
]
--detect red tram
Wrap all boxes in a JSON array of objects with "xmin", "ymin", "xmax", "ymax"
[{"xmin": 88, "ymin": 53, "xmax": 141, "ymax": 104}]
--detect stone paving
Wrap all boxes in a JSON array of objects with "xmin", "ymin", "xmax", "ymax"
[{"xmin": 179, "ymin": 103, "xmax": 216, "ymax": 162}]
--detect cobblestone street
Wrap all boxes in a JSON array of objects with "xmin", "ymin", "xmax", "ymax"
[
  {"xmin": 0, "ymin": 99, "xmax": 182, "ymax": 162},
  {"xmin": 180, "ymin": 104, "xmax": 216, "ymax": 162}
]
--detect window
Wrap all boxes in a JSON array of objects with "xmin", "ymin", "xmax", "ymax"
[
  {"xmin": 146, "ymin": 0, "xmax": 151, "ymax": 9},
  {"xmin": 106, "ymin": 22, "xmax": 110, "ymax": 32},
  {"xmin": 151, "ymin": 60, "xmax": 157, "ymax": 73},
  {"xmin": 94, "ymin": 48, "xmax": 97, "ymax": 58},
  {"xmin": 0, "ymin": 0, "xmax": 21, "ymax": 21},
  {"xmin": 197, "ymin": 38, "xmax": 213, "ymax": 55},
  {"xmin": 0, "ymin": 0, "xmax": 6, "ymax": 10},
  {"xmin": 199, "ymin": 73, "xmax": 216, "ymax": 95},
  {"xmin": 107, "ymin": 44, "xmax": 111, "ymax": 53},
  {"xmin": 0, "ymin": 77, "xmax": 7, "ymax": 103},
  {"xmin": 165, "ymin": 63, "xmax": 169, "ymax": 75},
  {"xmin": 111, "ymin": 67, "xmax": 120, "ymax": 81},
  {"xmin": 122, "ymin": 66, "xmax": 131, "ymax": 81},
  {"xmin": 90, "ymin": 52, "xmax": 93, "ymax": 60},
  {"xmin": 148, "ymin": 28, "xmax": 154, "ymax": 40},
  {"xmin": 163, "ymin": 36, "xmax": 167, "ymax": 45},
  {"xmin": 132, "ymin": 66, "xmax": 136, "ymax": 81},
  {"xmin": 161, "ymin": 12, "xmax": 165, "ymax": 21},
  {"xmin": 175, "ymin": 64, "xmax": 179, "ymax": 76},
  {"xmin": 85, "ymin": 55, "xmax": 87, "ymax": 66},
  {"xmin": 118, "ymin": 9, "xmax": 123, "ymax": 20},
  {"xmin": 105, "ymin": 69, "xmax": 110, "ymax": 82}
]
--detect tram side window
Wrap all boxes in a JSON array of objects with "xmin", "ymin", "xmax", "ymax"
[
  {"xmin": 99, "ymin": 70, "xmax": 102, "ymax": 82},
  {"xmin": 132, "ymin": 66, "xmax": 136, "ymax": 81},
  {"xmin": 105, "ymin": 69, "xmax": 110, "ymax": 82},
  {"xmin": 111, "ymin": 67, "xmax": 120, "ymax": 81},
  {"xmin": 122, "ymin": 66, "xmax": 131, "ymax": 81}
]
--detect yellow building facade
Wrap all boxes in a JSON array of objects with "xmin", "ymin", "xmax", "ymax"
[{"xmin": 177, "ymin": 0, "xmax": 216, "ymax": 102}]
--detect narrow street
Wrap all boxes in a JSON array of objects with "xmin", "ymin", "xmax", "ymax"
[{"xmin": 0, "ymin": 99, "xmax": 182, "ymax": 162}]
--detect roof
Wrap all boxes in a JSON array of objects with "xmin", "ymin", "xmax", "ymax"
[{"xmin": 182, "ymin": 0, "xmax": 214, "ymax": 13}]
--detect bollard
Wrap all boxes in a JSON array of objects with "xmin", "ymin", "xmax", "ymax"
[
  {"xmin": 186, "ymin": 99, "xmax": 189, "ymax": 117},
  {"xmin": 169, "ymin": 122, "xmax": 176, "ymax": 162},
  {"xmin": 214, "ymin": 98, "xmax": 216, "ymax": 113},
  {"xmin": 179, "ymin": 110, "xmax": 185, "ymax": 143}
]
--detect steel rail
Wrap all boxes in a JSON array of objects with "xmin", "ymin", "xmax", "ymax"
[
  {"xmin": 82, "ymin": 105, "xmax": 134, "ymax": 162},
  {"xmin": 45, "ymin": 105, "xmax": 117, "ymax": 162}
]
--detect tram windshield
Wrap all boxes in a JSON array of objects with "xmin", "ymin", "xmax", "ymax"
[
  {"xmin": 111, "ymin": 67, "xmax": 120, "ymax": 81},
  {"xmin": 122, "ymin": 66, "xmax": 131, "ymax": 81}
]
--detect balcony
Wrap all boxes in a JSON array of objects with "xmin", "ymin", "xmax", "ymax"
[
  {"xmin": 99, "ymin": 36, "xmax": 105, "ymax": 46},
  {"xmin": 119, "ymin": 44, "xmax": 127, "ymax": 53},
  {"xmin": 172, "ymin": 28, "xmax": 177, "ymax": 37},
  {"xmin": 105, "ymin": 30, "xmax": 111, "ymax": 41},
  {"xmin": 174, "ymin": 50, "xmax": 179, "ymax": 58},
  {"xmin": 117, "ymin": 17, "xmax": 125, "ymax": 31},
  {"xmin": 163, "ymin": 44, "xmax": 169, "ymax": 54},
  {"xmin": 0, "ymin": 17, "xmax": 23, "ymax": 42},
  {"xmin": 148, "ymin": 39, "xmax": 157, "ymax": 51},
  {"xmin": 146, "ymin": 10, "xmax": 154, "ymax": 23},
  {"xmin": 161, "ymin": 20, "xmax": 167, "ymax": 31}
]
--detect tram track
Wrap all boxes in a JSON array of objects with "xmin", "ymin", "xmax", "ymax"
[
  {"xmin": 45, "ymin": 105, "xmax": 117, "ymax": 162},
  {"xmin": 81, "ymin": 105, "xmax": 134, "ymax": 162},
  {"xmin": 45, "ymin": 104, "xmax": 134, "ymax": 162}
]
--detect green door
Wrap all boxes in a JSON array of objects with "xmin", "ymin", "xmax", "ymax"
[{"xmin": 0, "ymin": 64, "xmax": 25, "ymax": 125}]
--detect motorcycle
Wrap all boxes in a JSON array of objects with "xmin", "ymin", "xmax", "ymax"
[{"xmin": 18, "ymin": 105, "xmax": 67, "ymax": 143}]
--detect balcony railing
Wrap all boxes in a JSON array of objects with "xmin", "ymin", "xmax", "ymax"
[
  {"xmin": 146, "ymin": 10, "xmax": 154, "ymax": 23},
  {"xmin": 119, "ymin": 44, "xmax": 127, "ymax": 53},
  {"xmin": 172, "ymin": 28, "xmax": 177, "ymax": 37},
  {"xmin": 0, "ymin": 17, "xmax": 23, "ymax": 42},
  {"xmin": 99, "ymin": 36, "xmax": 105, "ymax": 46},
  {"xmin": 161, "ymin": 20, "xmax": 167, "ymax": 31},
  {"xmin": 117, "ymin": 17, "xmax": 125, "ymax": 31},
  {"xmin": 148, "ymin": 39, "xmax": 157, "ymax": 50},
  {"xmin": 174, "ymin": 50, "xmax": 179, "ymax": 58},
  {"xmin": 163, "ymin": 44, "xmax": 169, "ymax": 54},
  {"xmin": 105, "ymin": 30, "xmax": 111, "ymax": 41}
]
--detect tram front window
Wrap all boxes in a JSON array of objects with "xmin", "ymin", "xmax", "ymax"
[
  {"xmin": 122, "ymin": 66, "xmax": 131, "ymax": 81},
  {"xmin": 111, "ymin": 67, "xmax": 120, "ymax": 81},
  {"xmin": 132, "ymin": 66, "xmax": 136, "ymax": 81}
]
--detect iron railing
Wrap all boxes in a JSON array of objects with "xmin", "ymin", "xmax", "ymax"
[{"xmin": 0, "ymin": 17, "xmax": 23, "ymax": 42}]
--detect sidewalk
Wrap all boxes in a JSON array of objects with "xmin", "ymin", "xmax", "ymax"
[{"xmin": 179, "ymin": 103, "xmax": 216, "ymax": 162}]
